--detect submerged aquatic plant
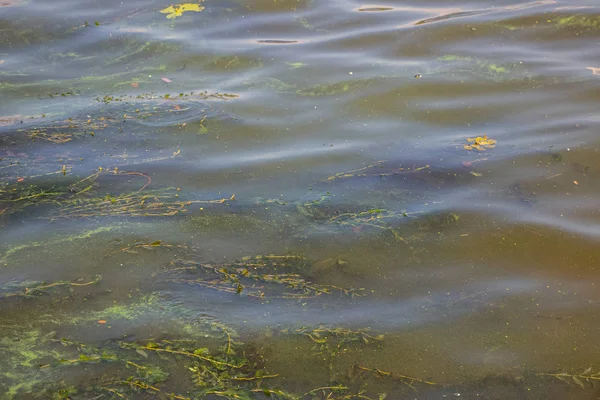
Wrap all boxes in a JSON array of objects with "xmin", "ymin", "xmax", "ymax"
[
  {"xmin": 157, "ymin": 253, "xmax": 363, "ymax": 299},
  {"xmin": 351, "ymin": 365, "xmax": 437, "ymax": 392},
  {"xmin": 0, "ymin": 164, "xmax": 233, "ymax": 220},
  {"xmin": 20, "ymin": 117, "xmax": 108, "ymax": 143},
  {"xmin": 537, "ymin": 367, "xmax": 600, "ymax": 389},
  {"xmin": 51, "ymin": 187, "xmax": 231, "ymax": 220},
  {"xmin": 283, "ymin": 326, "xmax": 384, "ymax": 383},
  {"xmin": 323, "ymin": 160, "xmax": 430, "ymax": 182},
  {"xmin": 33, "ymin": 319, "xmax": 287, "ymax": 399},
  {"xmin": 0, "ymin": 169, "xmax": 99, "ymax": 217},
  {"xmin": 1, "ymin": 275, "xmax": 101, "ymax": 299},
  {"xmin": 437, "ymin": 54, "xmax": 514, "ymax": 78}
]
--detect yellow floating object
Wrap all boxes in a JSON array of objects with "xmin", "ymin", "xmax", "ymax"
[
  {"xmin": 464, "ymin": 135, "xmax": 497, "ymax": 151},
  {"xmin": 160, "ymin": 3, "xmax": 205, "ymax": 19}
]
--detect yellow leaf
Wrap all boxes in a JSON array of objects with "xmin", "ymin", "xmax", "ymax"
[
  {"xmin": 463, "ymin": 135, "xmax": 497, "ymax": 151},
  {"xmin": 161, "ymin": 5, "xmax": 176, "ymax": 14},
  {"xmin": 160, "ymin": 3, "xmax": 205, "ymax": 19}
]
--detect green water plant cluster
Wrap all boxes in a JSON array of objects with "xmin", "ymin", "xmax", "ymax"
[
  {"xmin": 0, "ymin": 164, "xmax": 233, "ymax": 220},
  {"xmin": 0, "ymin": 313, "xmax": 286, "ymax": 399},
  {"xmin": 0, "ymin": 169, "xmax": 95, "ymax": 218},
  {"xmin": 283, "ymin": 326, "xmax": 384, "ymax": 382},
  {"xmin": 50, "ymin": 187, "xmax": 232, "ymax": 220},
  {"xmin": 19, "ymin": 116, "xmax": 110, "ymax": 143},
  {"xmin": 154, "ymin": 252, "xmax": 363, "ymax": 299},
  {"xmin": 96, "ymin": 91, "xmax": 239, "ymax": 105},
  {"xmin": 0, "ymin": 285, "xmax": 399, "ymax": 399}
]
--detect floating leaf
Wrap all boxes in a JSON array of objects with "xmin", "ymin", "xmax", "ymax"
[
  {"xmin": 160, "ymin": 3, "xmax": 205, "ymax": 19},
  {"xmin": 464, "ymin": 135, "xmax": 496, "ymax": 151}
]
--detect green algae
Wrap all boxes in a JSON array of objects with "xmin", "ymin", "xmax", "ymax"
[
  {"xmin": 296, "ymin": 79, "xmax": 373, "ymax": 97},
  {"xmin": 104, "ymin": 40, "xmax": 181, "ymax": 67},
  {"xmin": 0, "ymin": 292, "xmax": 290, "ymax": 399},
  {"xmin": 437, "ymin": 54, "xmax": 510, "ymax": 75},
  {"xmin": 0, "ymin": 307, "xmax": 391, "ymax": 399},
  {"xmin": 0, "ymin": 66, "xmax": 163, "ymax": 96},
  {"xmin": 251, "ymin": 77, "xmax": 373, "ymax": 96},
  {"xmin": 258, "ymin": 77, "xmax": 298, "ymax": 93},
  {"xmin": 0, "ymin": 329, "xmax": 61, "ymax": 398},
  {"xmin": 89, "ymin": 300, "xmax": 155, "ymax": 321},
  {"xmin": 186, "ymin": 212, "xmax": 267, "ymax": 233},
  {"xmin": 1, "ymin": 226, "xmax": 114, "ymax": 264},
  {"xmin": 286, "ymin": 62, "xmax": 306, "ymax": 69},
  {"xmin": 437, "ymin": 55, "xmax": 466, "ymax": 62},
  {"xmin": 0, "ymin": 264, "xmax": 594, "ymax": 399},
  {"xmin": 491, "ymin": 15, "xmax": 600, "ymax": 32},
  {"xmin": 210, "ymin": 55, "xmax": 264, "ymax": 71},
  {"xmin": 553, "ymin": 15, "xmax": 600, "ymax": 29},
  {"xmin": 62, "ymin": 293, "xmax": 163, "ymax": 325}
]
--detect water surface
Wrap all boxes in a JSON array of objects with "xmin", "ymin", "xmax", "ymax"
[{"xmin": 1, "ymin": 0, "xmax": 600, "ymax": 398}]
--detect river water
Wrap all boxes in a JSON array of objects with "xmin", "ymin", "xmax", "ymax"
[{"xmin": 1, "ymin": 0, "xmax": 600, "ymax": 399}]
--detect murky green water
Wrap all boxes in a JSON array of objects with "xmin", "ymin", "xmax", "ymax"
[{"xmin": 2, "ymin": 0, "xmax": 600, "ymax": 398}]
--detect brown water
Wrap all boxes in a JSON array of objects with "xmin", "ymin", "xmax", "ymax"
[{"xmin": 1, "ymin": 0, "xmax": 600, "ymax": 399}]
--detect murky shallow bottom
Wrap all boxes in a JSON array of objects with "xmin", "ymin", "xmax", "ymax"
[{"xmin": 2, "ymin": 0, "xmax": 600, "ymax": 398}]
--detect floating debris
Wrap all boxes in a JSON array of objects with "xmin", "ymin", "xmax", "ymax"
[
  {"xmin": 463, "ymin": 135, "xmax": 497, "ymax": 151},
  {"xmin": 586, "ymin": 67, "xmax": 600, "ymax": 75},
  {"xmin": 160, "ymin": 3, "xmax": 205, "ymax": 19}
]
